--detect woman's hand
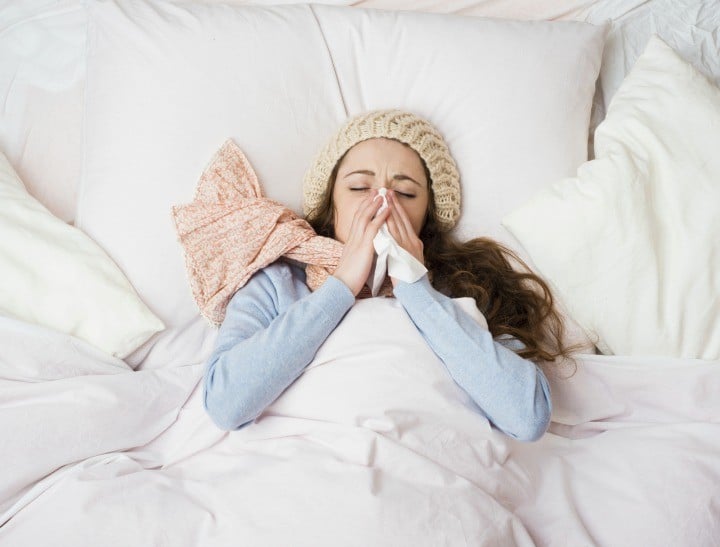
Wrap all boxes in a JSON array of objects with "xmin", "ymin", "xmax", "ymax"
[
  {"xmin": 385, "ymin": 190, "xmax": 425, "ymax": 288},
  {"xmin": 332, "ymin": 189, "xmax": 392, "ymax": 296}
]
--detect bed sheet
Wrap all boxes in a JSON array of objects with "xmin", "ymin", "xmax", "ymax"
[
  {"xmin": 2, "ymin": 1, "xmax": 720, "ymax": 544},
  {"xmin": 1, "ymin": 299, "xmax": 719, "ymax": 546}
]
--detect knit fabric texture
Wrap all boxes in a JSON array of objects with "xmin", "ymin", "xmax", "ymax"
[
  {"xmin": 171, "ymin": 139, "xmax": 393, "ymax": 327},
  {"xmin": 302, "ymin": 109, "xmax": 461, "ymax": 232}
]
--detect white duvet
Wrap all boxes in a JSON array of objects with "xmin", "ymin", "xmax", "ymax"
[{"xmin": 1, "ymin": 298, "xmax": 719, "ymax": 546}]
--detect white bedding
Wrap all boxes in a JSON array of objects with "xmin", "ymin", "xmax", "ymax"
[
  {"xmin": 2, "ymin": 0, "xmax": 720, "ymax": 544},
  {"xmin": 6, "ymin": 0, "xmax": 719, "ymax": 226},
  {"xmin": 1, "ymin": 299, "xmax": 719, "ymax": 545}
]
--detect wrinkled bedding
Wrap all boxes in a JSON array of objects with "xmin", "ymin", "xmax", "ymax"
[
  {"xmin": 3, "ymin": 1, "xmax": 720, "ymax": 545},
  {"xmin": 1, "ymin": 299, "xmax": 718, "ymax": 546}
]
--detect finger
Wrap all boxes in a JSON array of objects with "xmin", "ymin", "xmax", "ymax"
[
  {"xmin": 367, "ymin": 204, "xmax": 391, "ymax": 237},
  {"xmin": 360, "ymin": 189, "xmax": 384, "ymax": 219},
  {"xmin": 361, "ymin": 190, "xmax": 389, "ymax": 227},
  {"xmin": 350, "ymin": 193, "xmax": 386, "ymax": 245},
  {"xmin": 348, "ymin": 190, "xmax": 379, "ymax": 240},
  {"xmin": 389, "ymin": 191, "xmax": 415, "ymax": 237},
  {"xmin": 387, "ymin": 192, "xmax": 410, "ymax": 241},
  {"xmin": 386, "ymin": 213, "xmax": 402, "ymax": 242},
  {"xmin": 385, "ymin": 196, "xmax": 402, "ymax": 238},
  {"xmin": 362, "ymin": 192, "xmax": 387, "ymax": 229}
]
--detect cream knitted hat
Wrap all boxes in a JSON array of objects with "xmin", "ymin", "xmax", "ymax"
[{"xmin": 302, "ymin": 109, "xmax": 461, "ymax": 231}]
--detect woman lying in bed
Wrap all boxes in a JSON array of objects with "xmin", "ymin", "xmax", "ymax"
[{"xmin": 203, "ymin": 109, "xmax": 582, "ymax": 441}]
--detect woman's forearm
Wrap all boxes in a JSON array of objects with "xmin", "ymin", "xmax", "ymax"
[
  {"xmin": 204, "ymin": 273, "xmax": 355, "ymax": 431},
  {"xmin": 393, "ymin": 274, "xmax": 552, "ymax": 441}
]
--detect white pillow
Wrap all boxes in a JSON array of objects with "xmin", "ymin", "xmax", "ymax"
[
  {"xmin": 0, "ymin": 149, "xmax": 165, "ymax": 359},
  {"xmin": 0, "ymin": 1, "xmax": 86, "ymax": 225},
  {"xmin": 77, "ymin": 0, "xmax": 607, "ymax": 368},
  {"xmin": 0, "ymin": 0, "xmax": 597, "ymax": 229},
  {"xmin": 502, "ymin": 35, "xmax": 720, "ymax": 360},
  {"xmin": 314, "ymin": 5, "xmax": 607, "ymax": 245}
]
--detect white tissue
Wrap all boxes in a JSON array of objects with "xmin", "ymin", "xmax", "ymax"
[{"xmin": 367, "ymin": 188, "xmax": 428, "ymax": 296}]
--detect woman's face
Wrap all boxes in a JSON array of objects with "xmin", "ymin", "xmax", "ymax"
[{"xmin": 332, "ymin": 137, "xmax": 430, "ymax": 244}]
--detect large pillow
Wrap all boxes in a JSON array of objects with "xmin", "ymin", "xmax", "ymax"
[
  {"xmin": 0, "ymin": 0, "xmax": 86, "ymax": 225},
  {"xmin": 0, "ymin": 0, "xmax": 602, "ymax": 229},
  {"xmin": 76, "ymin": 0, "xmax": 607, "ymax": 369},
  {"xmin": 0, "ymin": 149, "xmax": 165, "ymax": 359},
  {"xmin": 502, "ymin": 35, "xmax": 720, "ymax": 360}
]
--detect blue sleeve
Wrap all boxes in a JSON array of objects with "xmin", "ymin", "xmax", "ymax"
[
  {"xmin": 393, "ymin": 274, "xmax": 552, "ymax": 442},
  {"xmin": 203, "ymin": 266, "xmax": 355, "ymax": 431}
]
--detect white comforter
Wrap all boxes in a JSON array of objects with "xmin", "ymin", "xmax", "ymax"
[{"xmin": 1, "ymin": 299, "xmax": 719, "ymax": 546}]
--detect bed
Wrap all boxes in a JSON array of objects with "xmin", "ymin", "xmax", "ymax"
[{"xmin": 1, "ymin": 0, "xmax": 719, "ymax": 545}]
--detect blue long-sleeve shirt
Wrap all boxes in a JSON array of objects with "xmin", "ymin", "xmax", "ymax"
[{"xmin": 203, "ymin": 259, "xmax": 552, "ymax": 441}]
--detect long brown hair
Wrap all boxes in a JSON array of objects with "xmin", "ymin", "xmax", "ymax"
[{"xmin": 306, "ymin": 144, "xmax": 586, "ymax": 378}]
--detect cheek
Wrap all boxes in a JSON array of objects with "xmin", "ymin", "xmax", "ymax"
[
  {"xmin": 332, "ymin": 195, "xmax": 359, "ymax": 243},
  {"xmin": 334, "ymin": 216, "xmax": 348, "ymax": 243},
  {"xmin": 408, "ymin": 196, "xmax": 429, "ymax": 234}
]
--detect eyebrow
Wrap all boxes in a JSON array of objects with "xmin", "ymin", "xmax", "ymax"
[{"xmin": 344, "ymin": 169, "xmax": 422, "ymax": 187}]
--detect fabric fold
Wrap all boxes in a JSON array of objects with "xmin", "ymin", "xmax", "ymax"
[
  {"xmin": 171, "ymin": 139, "xmax": 343, "ymax": 326},
  {"xmin": 171, "ymin": 139, "xmax": 397, "ymax": 327}
]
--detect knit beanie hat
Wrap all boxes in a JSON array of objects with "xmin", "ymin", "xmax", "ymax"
[{"xmin": 302, "ymin": 109, "xmax": 461, "ymax": 232}]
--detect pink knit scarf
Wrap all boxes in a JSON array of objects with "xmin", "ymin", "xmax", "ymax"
[{"xmin": 171, "ymin": 139, "xmax": 392, "ymax": 327}]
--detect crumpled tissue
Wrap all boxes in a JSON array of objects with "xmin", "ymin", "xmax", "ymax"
[{"xmin": 367, "ymin": 188, "xmax": 428, "ymax": 296}]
